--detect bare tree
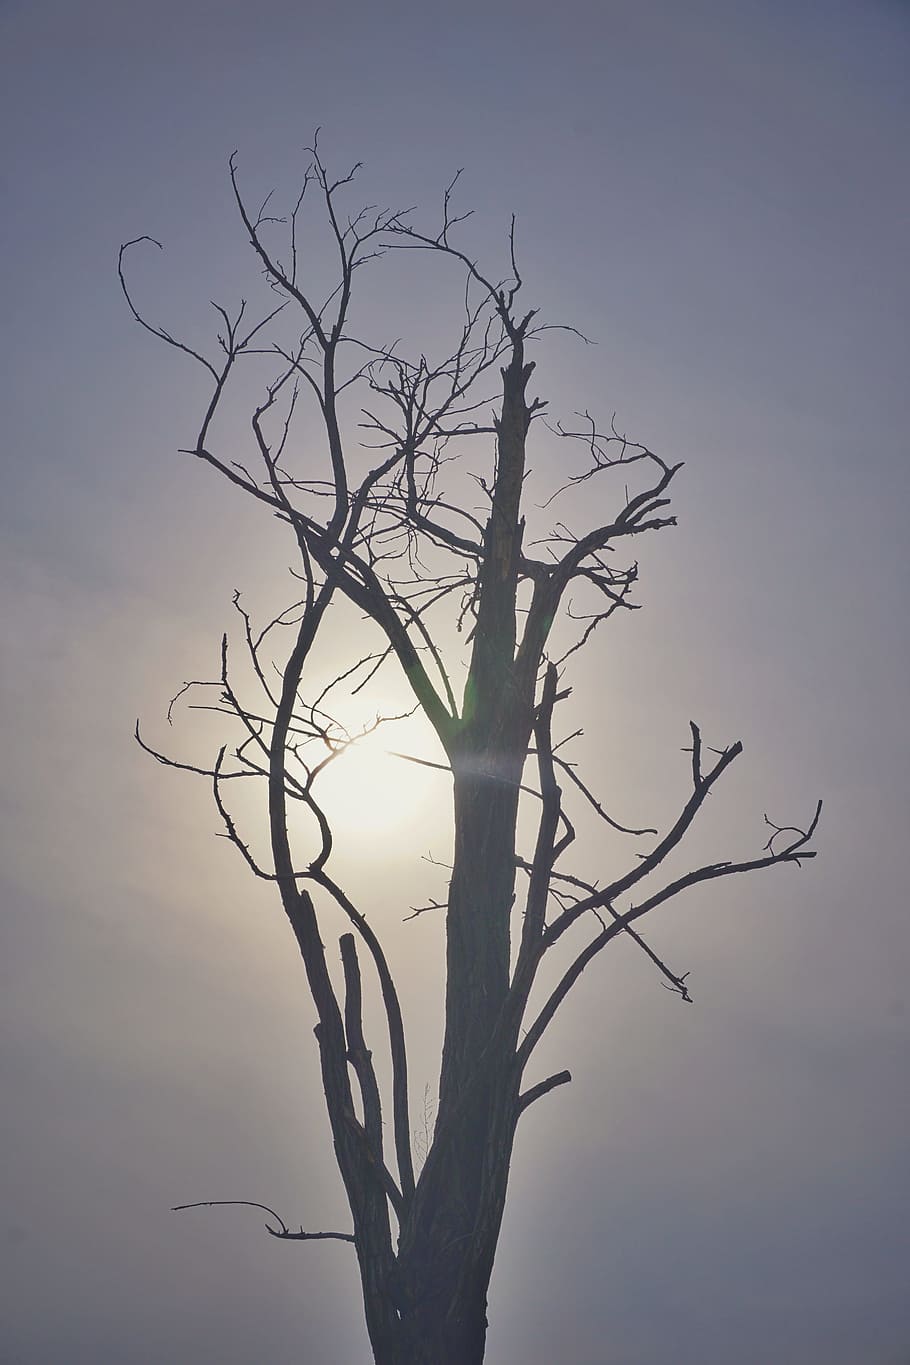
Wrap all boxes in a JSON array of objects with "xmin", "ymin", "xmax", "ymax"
[{"xmin": 122, "ymin": 140, "xmax": 820, "ymax": 1365}]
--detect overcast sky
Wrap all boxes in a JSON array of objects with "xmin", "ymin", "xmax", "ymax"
[{"xmin": 2, "ymin": 2, "xmax": 909, "ymax": 1362}]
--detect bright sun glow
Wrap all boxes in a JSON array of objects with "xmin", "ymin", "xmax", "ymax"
[{"xmin": 312, "ymin": 720, "xmax": 447, "ymax": 847}]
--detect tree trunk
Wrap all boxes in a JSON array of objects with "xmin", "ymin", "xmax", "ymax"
[
  {"xmin": 378, "ymin": 742, "xmax": 527, "ymax": 1363},
  {"xmin": 381, "ymin": 1055, "xmax": 520, "ymax": 1363}
]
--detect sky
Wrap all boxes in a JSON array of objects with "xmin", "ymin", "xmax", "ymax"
[{"xmin": 1, "ymin": 1, "xmax": 909, "ymax": 1362}]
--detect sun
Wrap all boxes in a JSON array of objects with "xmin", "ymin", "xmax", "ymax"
[{"xmin": 310, "ymin": 717, "xmax": 448, "ymax": 848}]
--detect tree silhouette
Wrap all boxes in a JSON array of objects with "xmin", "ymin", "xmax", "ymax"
[{"xmin": 122, "ymin": 139, "xmax": 820, "ymax": 1365}]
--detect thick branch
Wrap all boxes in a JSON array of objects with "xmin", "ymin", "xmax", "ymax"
[
  {"xmin": 515, "ymin": 663, "xmax": 562, "ymax": 975},
  {"xmin": 312, "ymin": 871, "xmax": 415, "ymax": 1204},
  {"xmin": 340, "ymin": 933, "xmax": 384, "ymax": 1159},
  {"xmin": 517, "ymin": 1070, "xmax": 572, "ymax": 1115}
]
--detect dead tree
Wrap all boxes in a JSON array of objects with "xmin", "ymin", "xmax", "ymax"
[{"xmin": 122, "ymin": 140, "xmax": 820, "ymax": 1365}]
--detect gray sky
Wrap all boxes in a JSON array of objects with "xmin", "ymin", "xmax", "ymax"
[{"xmin": 2, "ymin": 2, "xmax": 909, "ymax": 1362}]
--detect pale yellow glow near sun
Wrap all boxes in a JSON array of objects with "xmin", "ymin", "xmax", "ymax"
[{"xmin": 313, "ymin": 721, "xmax": 447, "ymax": 846}]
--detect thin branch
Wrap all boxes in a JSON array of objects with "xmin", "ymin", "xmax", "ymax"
[
  {"xmin": 543, "ymin": 724, "xmax": 742, "ymax": 948},
  {"xmin": 172, "ymin": 1200, "xmax": 355, "ymax": 1243},
  {"xmin": 549, "ymin": 750, "xmax": 657, "ymax": 838},
  {"xmin": 519, "ymin": 798, "xmax": 822, "ymax": 1067}
]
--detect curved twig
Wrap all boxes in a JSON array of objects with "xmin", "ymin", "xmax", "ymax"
[{"xmin": 172, "ymin": 1200, "xmax": 355, "ymax": 1243}]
